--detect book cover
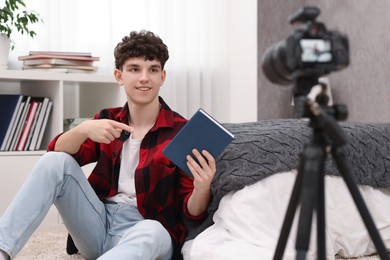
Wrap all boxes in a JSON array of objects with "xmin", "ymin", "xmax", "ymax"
[
  {"xmin": 35, "ymin": 101, "xmax": 53, "ymax": 150},
  {"xmin": 22, "ymin": 58, "xmax": 94, "ymax": 67},
  {"xmin": 18, "ymin": 54, "xmax": 100, "ymax": 62},
  {"xmin": 9, "ymin": 96, "xmax": 31, "ymax": 151},
  {"xmin": 3, "ymin": 100, "xmax": 25, "ymax": 151},
  {"xmin": 16, "ymin": 101, "xmax": 39, "ymax": 151},
  {"xmin": 22, "ymin": 66, "xmax": 98, "ymax": 74},
  {"xmin": 163, "ymin": 108, "xmax": 234, "ymax": 177},
  {"xmin": 28, "ymin": 51, "xmax": 92, "ymax": 57},
  {"xmin": 28, "ymin": 97, "xmax": 50, "ymax": 151},
  {"xmin": 24, "ymin": 97, "xmax": 47, "ymax": 150},
  {"xmin": 24, "ymin": 101, "xmax": 42, "ymax": 151},
  {"xmin": 0, "ymin": 95, "xmax": 23, "ymax": 150}
]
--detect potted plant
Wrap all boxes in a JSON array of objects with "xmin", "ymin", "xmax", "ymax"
[{"xmin": 0, "ymin": 0, "xmax": 42, "ymax": 69}]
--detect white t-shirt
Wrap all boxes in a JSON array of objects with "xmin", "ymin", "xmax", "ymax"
[{"xmin": 106, "ymin": 134, "xmax": 142, "ymax": 206}]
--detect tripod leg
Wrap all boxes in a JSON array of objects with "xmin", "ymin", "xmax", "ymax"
[
  {"xmin": 295, "ymin": 145, "xmax": 326, "ymax": 260},
  {"xmin": 273, "ymin": 156, "xmax": 305, "ymax": 260},
  {"xmin": 332, "ymin": 148, "xmax": 390, "ymax": 260},
  {"xmin": 317, "ymin": 159, "xmax": 326, "ymax": 260}
]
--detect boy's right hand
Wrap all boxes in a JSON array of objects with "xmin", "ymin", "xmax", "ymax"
[{"xmin": 79, "ymin": 119, "xmax": 133, "ymax": 144}]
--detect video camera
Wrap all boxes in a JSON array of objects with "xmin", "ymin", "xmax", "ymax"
[{"xmin": 261, "ymin": 6, "xmax": 349, "ymax": 86}]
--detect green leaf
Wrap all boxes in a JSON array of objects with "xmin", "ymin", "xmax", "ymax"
[{"xmin": 0, "ymin": 0, "xmax": 43, "ymax": 48}]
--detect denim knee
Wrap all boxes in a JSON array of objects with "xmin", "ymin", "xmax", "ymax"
[
  {"xmin": 138, "ymin": 220, "xmax": 172, "ymax": 258},
  {"xmin": 39, "ymin": 151, "xmax": 76, "ymax": 168},
  {"xmin": 32, "ymin": 152, "xmax": 79, "ymax": 183},
  {"xmin": 133, "ymin": 220, "xmax": 171, "ymax": 246}
]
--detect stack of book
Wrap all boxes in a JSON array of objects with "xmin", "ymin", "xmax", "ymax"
[
  {"xmin": 18, "ymin": 51, "xmax": 100, "ymax": 73},
  {"xmin": 0, "ymin": 94, "xmax": 53, "ymax": 151}
]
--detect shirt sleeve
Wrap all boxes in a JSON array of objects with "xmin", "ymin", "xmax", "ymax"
[
  {"xmin": 178, "ymin": 170, "xmax": 208, "ymax": 222},
  {"xmin": 47, "ymin": 111, "xmax": 102, "ymax": 167},
  {"xmin": 47, "ymin": 132, "xmax": 99, "ymax": 167}
]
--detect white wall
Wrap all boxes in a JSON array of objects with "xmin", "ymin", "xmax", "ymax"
[
  {"xmin": 227, "ymin": 0, "xmax": 257, "ymax": 123},
  {"xmin": 6, "ymin": 0, "xmax": 258, "ymax": 124},
  {"xmin": 212, "ymin": 0, "xmax": 257, "ymax": 123}
]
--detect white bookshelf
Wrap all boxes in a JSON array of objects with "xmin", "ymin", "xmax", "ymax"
[
  {"xmin": 0, "ymin": 69, "xmax": 125, "ymax": 154},
  {"xmin": 0, "ymin": 69, "xmax": 124, "ymax": 224}
]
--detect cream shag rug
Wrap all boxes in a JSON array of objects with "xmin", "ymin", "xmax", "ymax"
[
  {"xmin": 15, "ymin": 225, "xmax": 83, "ymax": 260},
  {"xmin": 14, "ymin": 225, "xmax": 382, "ymax": 260}
]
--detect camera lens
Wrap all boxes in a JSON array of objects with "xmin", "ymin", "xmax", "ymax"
[{"xmin": 261, "ymin": 41, "xmax": 294, "ymax": 85}]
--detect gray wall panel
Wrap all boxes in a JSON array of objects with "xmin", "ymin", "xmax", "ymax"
[{"xmin": 258, "ymin": 0, "xmax": 390, "ymax": 122}]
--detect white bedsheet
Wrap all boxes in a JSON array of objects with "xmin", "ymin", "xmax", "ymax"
[{"xmin": 182, "ymin": 170, "xmax": 390, "ymax": 260}]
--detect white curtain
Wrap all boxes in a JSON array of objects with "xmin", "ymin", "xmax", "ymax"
[{"xmin": 8, "ymin": 0, "xmax": 230, "ymax": 119}]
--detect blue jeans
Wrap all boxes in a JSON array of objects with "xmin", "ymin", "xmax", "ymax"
[{"xmin": 0, "ymin": 152, "xmax": 173, "ymax": 260}]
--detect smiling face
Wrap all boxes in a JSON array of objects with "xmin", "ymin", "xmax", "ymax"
[{"xmin": 115, "ymin": 57, "xmax": 166, "ymax": 107}]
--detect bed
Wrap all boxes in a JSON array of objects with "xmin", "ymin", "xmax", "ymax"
[{"xmin": 181, "ymin": 119, "xmax": 390, "ymax": 259}]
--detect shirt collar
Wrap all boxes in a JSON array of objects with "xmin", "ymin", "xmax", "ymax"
[{"xmin": 115, "ymin": 96, "xmax": 176, "ymax": 131}]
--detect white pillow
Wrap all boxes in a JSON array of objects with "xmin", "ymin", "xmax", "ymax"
[{"xmin": 183, "ymin": 170, "xmax": 390, "ymax": 259}]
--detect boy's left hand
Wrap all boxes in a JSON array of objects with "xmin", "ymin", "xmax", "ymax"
[{"xmin": 186, "ymin": 149, "xmax": 216, "ymax": 192}]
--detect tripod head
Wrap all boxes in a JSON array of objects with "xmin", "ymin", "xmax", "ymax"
[{"xmin": 293, "ymin": 76, "xmax": 349, "ymax": 148}]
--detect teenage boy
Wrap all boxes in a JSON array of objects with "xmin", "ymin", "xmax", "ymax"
[{"xmin": 0, "ymin": 30, "xmax": 215, "ymax": 260}]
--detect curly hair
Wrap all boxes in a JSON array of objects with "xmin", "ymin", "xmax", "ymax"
[{"xmin": 114, "ymin": 30, "xmax": 169, "ymax": 70}]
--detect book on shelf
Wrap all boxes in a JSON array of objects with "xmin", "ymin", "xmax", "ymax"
[
  {"xmin": 0, "ymin": 95, "xmax": 53, "ymax": 152},
  {"xmin": 2, "ymin": 97, "xmax": 26, "ymax": 151},
  {"xmin": 162, "ymin": 108, "xmax": 234, "ymax": 177},
  {"xmin": 28, "ymin": 51, "xmax": 93, "ymax": 57},
  {"xmin": 24, "ymin": 101, "xmax": 43, "ymax": 151},
  {"xmin": 9, "ymin": 96, "xmax": 31, "ymax": 151},
  {"xmin": 0, "ymin": 94, "xmax": 23, "ymax": 151},
  {"xmin": 22, "ymin": 66, "xmax": 98, "ymax": 74},
  {"xmin": 22, "ymin": 58, "xmax": 95, "ymax": 67},
  {"xmin": 19, "ymin": 51, "xmax": 99, "ymax": 73},
  {"xmin": 16, "ymin": 101, "xmax": 39, "ymax": 151},
  {"xmin": 18, "ymin": 54, "xmax": 100, "ymax": 62},
  {"xmin": 34, "ymin": 101, "xmax": 53, "ymax": 151},
  {"xmin": 27, "ymin": 97, "xmax": 50, "ymax": 151}
]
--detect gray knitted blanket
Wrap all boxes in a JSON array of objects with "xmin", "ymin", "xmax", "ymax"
[{"xmin": 186, "ymin": 119, "xmax": 390, "ymax": 240}]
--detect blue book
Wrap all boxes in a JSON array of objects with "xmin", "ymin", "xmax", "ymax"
[
  {"xmin": 0, "ymin": 94, "xmax": 24, "ymax": 150},
  {"xmin": 163, "ymin": 108, "xmax": 234, "ymax": 177}
]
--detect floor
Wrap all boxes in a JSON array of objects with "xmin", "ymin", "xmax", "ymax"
[
  {"xmin": 15, "ymin": 225, "xmax": 83, "ymax": 260},
  {"xmin": 14, "ymin": 224, "xmax": 384, "ymax": 260}
]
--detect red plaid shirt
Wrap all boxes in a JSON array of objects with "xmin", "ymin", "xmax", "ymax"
[{"xmin": 48, "ymin": 97, "xmax": 205, "ymax": 249}]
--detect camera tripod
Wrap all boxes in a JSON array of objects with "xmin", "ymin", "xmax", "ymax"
[{"xmin": 273, "ymin": 79, "xmax": 390, "ymax": 260}]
